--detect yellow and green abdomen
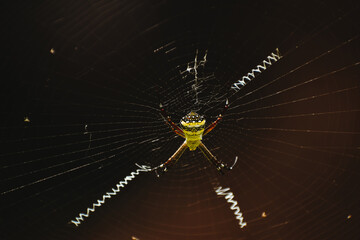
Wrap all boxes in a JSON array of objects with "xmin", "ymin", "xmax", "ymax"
[
  {"xmin": 181, "ymin": 116, "xmax": 206, "ymax": 151},
  {"xmin": 183, "ymin": 128, "xmax": 204, "ymax": 151}
]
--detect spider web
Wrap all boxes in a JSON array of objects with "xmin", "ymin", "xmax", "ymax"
[{"xmin": 1, "ymin": 1, "xmax": 360, "ymax": 240}]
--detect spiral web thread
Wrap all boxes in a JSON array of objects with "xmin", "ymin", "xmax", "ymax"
[
  {"xmin": 70, "ymin": 164, "xmax": 152, "ymax": 226},
  {"xmin": 215, "ymin": 186, "xmax": 247, "ymax": 228},
  {"xmin": 231, "ymin": 48, "xmax": 281, "ymax": 91}
]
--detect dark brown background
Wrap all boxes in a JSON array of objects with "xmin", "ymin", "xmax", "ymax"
[{"xmin": 1, "ymin": 0, "xmax": 359, "ymax": 239}]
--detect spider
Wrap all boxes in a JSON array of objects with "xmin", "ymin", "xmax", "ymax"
[{"xmin": 157, "ymin": 99, "xmax": 233, "ymax": 174}]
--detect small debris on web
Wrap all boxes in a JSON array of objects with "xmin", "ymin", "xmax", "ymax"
[{"xmin": 24, "ymin": 116, "xmax": 30, "ymax": 123}]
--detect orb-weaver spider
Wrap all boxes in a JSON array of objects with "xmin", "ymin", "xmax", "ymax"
[{"xmin": 157, "ymin": 99, "xmax": 233, "ymax": 174}]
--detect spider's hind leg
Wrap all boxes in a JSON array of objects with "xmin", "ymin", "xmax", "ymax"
[
  {"xmin": 198, "ymin": 142, "xmax": 231, "ymax": 174},
  {"xmin": 155, "ymin": 141, "xmax": 187, "ymax": 177}
]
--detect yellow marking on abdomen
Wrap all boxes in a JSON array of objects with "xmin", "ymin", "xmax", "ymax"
[{"xmin": 183, "ymin": 129, "xmax": 204, "ymax": 151}]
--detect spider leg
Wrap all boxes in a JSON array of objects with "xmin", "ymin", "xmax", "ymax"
[
  {"xmin": 156, "ymin": 141, "xmax": 187, "ymax": 176},
  {"xmin": 160, "ymin": 103, "xmax": 185, "ymax": 138},
  {"xmin": 198, "ymin": 141, "xmax": 231, "ymax": 174},
  {"xmin": 203, "ymin": 99, "xmax": 229, "ymax": 136}
]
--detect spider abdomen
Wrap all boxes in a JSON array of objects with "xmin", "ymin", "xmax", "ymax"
[
  {"xmin": 180, "ymin": 111, "xmax": 206, "ymax": 151},
  {"xmin": 184, "ymin": 130, "xmax": 204, "ymax": 151}
]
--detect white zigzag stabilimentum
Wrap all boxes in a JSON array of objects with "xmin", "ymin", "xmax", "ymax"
[
  {"xmin": 71, "ymin": 164, "xmax": 152, "ymax": 226},
  {"xmin": 232, "ymin": 48, "xmax": 281, "ymax": 91},
  {"xmin": 215, "ymin": 186, "xmax": 247, "ymax": 228}
]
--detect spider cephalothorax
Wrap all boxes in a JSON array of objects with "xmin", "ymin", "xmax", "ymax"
[
  {"xmin": 159, "ymin": 100, "xmax": 231, "ymax": 174},
  {"xmin": 181, "ymin": 112, "xmax": 204, "ymax": 124}
]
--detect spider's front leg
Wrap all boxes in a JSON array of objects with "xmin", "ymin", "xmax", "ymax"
[
  {"xmin": 203, "ymin": 99, "xmax": 229, "ymax": 136},
  {"xmin": 160, "ymin": 103, "xmax": 185, "ymax": 138}
]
